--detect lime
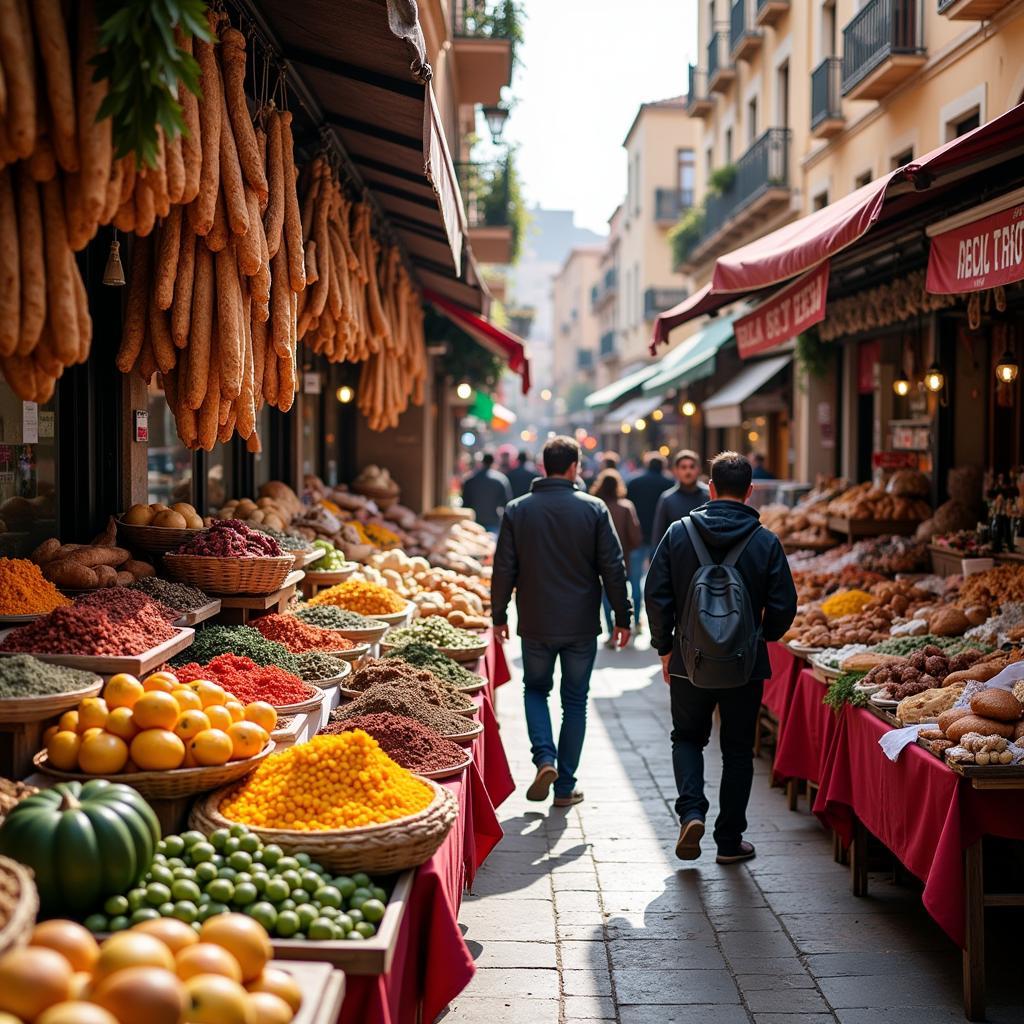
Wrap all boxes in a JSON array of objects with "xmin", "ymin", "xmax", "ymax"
[
  {"xmin": 361, "ymin": 899, "xmax": 386, "ymax": 924},
  {"xmin": 199, "ymin": 901, "xmax": 228, "ymax": 922},
  {"xmin": 83, "ymin": 913, "xmax": 108, "ymax": 934},
  {"xmin": 239, "ymin": 833, "xmax": 260, "ymax": 854},
  {"xmin": 223, "ymin": 836, "xmax": 240, "ymax": 855},
  {"xmin": 145, "ymin": 882, "xmax": 172, "ymax": 907},
  {"xmin": 252, "ymin": 874, "xmax": 267, "ymax": 894},
  {"xmin": 307, "ymin": 862, "xmax": 324, "ymax": 876},
  {"xmin": 104, "ymin": 894, "xmax": 130, "ymax": 917},
  {"xmin": 279, "ymin": 899, "xmax": 296, "ymax": 913},
  {"xmin": 350, "ymin": 887, "xmax": 373, "ymax": 907},
  {"xmin": 126, "ymin": 888, "xmax": 148, "ymax": 912},
  {"xmin": 279, "ymin": 870, "xmax": 301, "ymax": 891},
  {"xmin": 172, "ymin": 867, "xmax": 195, "ymax": 881},
  {"xmin": 371, "ymin": 886, "xmax": 388, "ymax": 902},
  {"xmin": 172, "ymin": 879, "xmax": 201, "ymax": 903},
  {"xmin": 354, "ymin": 921, "xmax": 376, "ymax": 938},
  {"xmin": 319, "ymin": 906, "xmax": 339, "ymax": 920},
  {"xmin": 335, "ymin": 914, "xmax": 353, "ymax": 933},
  {"xmin": 228, "ymin": 823, "xmax": 248, "ymax": 838},
  {"xmin": 217, "ymin": 867, "xmax": 238, "ymax": 882},
  {"xmin": 108, "ymin": 915, "xmax": 130, "ymax": 932},
  {"xmin": 351, "ymin": 872, "xmax": 371, "ymax": 889},
  {"xmin": 162, "ymin": 835, "xmax": 186, "ymax": 857},
  {"xmin": 276, "ymin": 856, "xmax": 300, "ymax": 873},
  {"xmin": 300, "ymin": 870, "xmax": 320, "ymax": 894},
  {"xmin": 165, "ymin": 857, "xmax": 185, "ymax": 870},
  {"xmin": 290, "ymin": 932, "xmax": 306, "ymax": 942},
  {"xmin": 190, "ymin": 842, "xmax": 215, "ymax": 863},
  {"xmin": 181, "ymin": 830, "xmax": 206, "ymax": 848},
  {"xmin": 234, "ymin": 872, "xmax": 253, "ymax": 885},
  {"xmin": 345, "ymin": 930, "xmax": 365, "ymax": 941},
  {"xmin": 295, "ymin": 853, "xmax": 311, "ymax": 867},
  {"xmin": 149, "ymin": 864, "xmax": 175, "ymax": 888},
  {"xmin": 347, "ymin": 908, "xmax": 364, "ymax": 924},
  {"xmin": 171, "ymin": 901, "xmax": 198, "ymax": 923},
  {"xmin": 295, "ymin": 903, "xmax": 318, "ymax": 929},
  {"xmin": 206, "ymin": 878, "xmax": 234, "ymax": 903},
  {"xmin": 248, "ymin": 901, "xmax": 277, "ymax": 931},
  {"xmin": 211, "ymin": 854, "xmax": 224, "ymax": 867},
  {"xmin": 333, "ymin": 876, "xmax": 356, "ymax": 899},
  {"xmin": 332, "ymin": 923, "xmax": 347, "ymax": 940},
  {"xmin": 314, "ymin": 886, "xmax": 342, "ymax": 910},
  {"xmin": 158, "ymin": 902, "xmax": 175, "ymax": 917},
  {"xmin": 275, "ymin": 910, "xmax": 300, "ymax": 938},
  {"xmin": 191, "ymin": 921, "xmax": 202, "ymax": 933},
  {"xmin": 308, "ymin": 917, "xmax": 334, "ymax": 941},
  {"xmin": 209, "ymin": 828, "xmax": 230, "ymax": 850},
  {"xmin": 261, "ymin": 844, "xmax": 283, "ymax": 867},
  {"xmin": 228, "ymin": 851, "xmax": 252, "ymax": 872},
  {"xmin": 130, "ymin": 908, "xmax": 160, "ymax": 925},
  {"xmin": 233, "ymin": 881, "xmax": 258, "ymax": 906},
  {"xmin": 195, "ymin": 862, "xmax": 218, "ymax": 884},
  {"xmin": 264, "ymin": 877, "xmax": 290, "ymax": 903}
]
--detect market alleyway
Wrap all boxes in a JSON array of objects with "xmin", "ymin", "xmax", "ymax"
[{"xmin": 442, "ymin": 639, "xmax": 1020, "ymax": 1024}]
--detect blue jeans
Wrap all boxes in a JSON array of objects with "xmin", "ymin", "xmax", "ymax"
[
  {"xmin": 521, "ymin": 637, "xmax": 598, "ymax": 798},
  {"xmin": 628, "ymin": 545, "xmax": 650, "ymax": 626}
]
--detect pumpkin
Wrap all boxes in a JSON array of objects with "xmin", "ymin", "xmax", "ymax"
[{"xmin": 0, "ymin": 780, "xmax": 159, "ymax": 915}]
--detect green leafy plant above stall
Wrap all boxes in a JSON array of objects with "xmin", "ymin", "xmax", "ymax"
[
  {"xmin": 795, "ymin": 326, "xmax": 831, "ymax": 382},
  {"xmin": 707, "ymin": 163, "xmax": 737, "ymax": 196},
  {"xmin": 426, "ymin": 308, "xmax": 505, "ymax": 391}
]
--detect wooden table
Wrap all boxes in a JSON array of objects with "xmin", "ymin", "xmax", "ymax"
[
  {"xmin": 827, "ymin": 515, "xmax": 920, "ymax": 544},
  {"xmin": 216, "ymin": 570, "xmax": 304, "ymax": 624},
  {"xmin": 283, "ymin": 960, "xmax": 346, "ymax": 1024}
]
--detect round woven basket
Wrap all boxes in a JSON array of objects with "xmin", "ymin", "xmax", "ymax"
[
  {"xmin": 33, "ymin": 741, "xmax": 275, "ymax": 801},
  {"xmin": 272, "ymin": 684, "xmax": 325, "ymax": 717},
  {"xmin": 117, "ymin": 518, "xmax": 202, "ymax": 554},
  {"xmin": 162, "ymin": 554, "xmax": 293, "ymax": 595},
  {"xmin": 0, "ymin": 857, "xmax": 38, "ymax": 958},
  {"xmin": 190, "ymin": 776, "xmax": 458, "ymax": 872},
  {"xmin": 0, "ymin": 677, "xmax": 103, "ymax": 724},
  {"xmin": 381, "ymin": 640, "xmax": 487, "ymax": 664}
]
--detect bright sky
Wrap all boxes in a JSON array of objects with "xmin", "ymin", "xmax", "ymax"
[{"xmin": 500, "ymin": 0, "xmax": 698, "ymax": 235}]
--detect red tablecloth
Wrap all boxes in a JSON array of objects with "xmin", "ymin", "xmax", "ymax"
[
  {"xmin": 815, "ymin": 705, "xmax": 1024, "ymax": 947},
  {"xmin": 764, "ymin": 641, "xmax": 802, "ymax": 722},
  {"xmin": 773, "ymin": 668, "xmax": 839, "ymax": 787},
  {"xmin": 484, "ymin": 628, "xmax": 511, "ymax": 703}
]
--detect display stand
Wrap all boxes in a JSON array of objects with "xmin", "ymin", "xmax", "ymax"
[
  {"xmin": 216, "ymin": 570, "xmax": 304, "ymax": 624},
  {"xmin": 827, "ymin": 516, "xmax": 920, "ymax": 543},
  {"xmin": 174, "ymin": 599, "xmax": 222, "ymax": 627},
  {"xmin": 298, "ymin": 563, "xmax": 360, "ymax": 599},
  {"xmin": 287, "ymin": 961, "xmax": 346, "ymax": 1024}
]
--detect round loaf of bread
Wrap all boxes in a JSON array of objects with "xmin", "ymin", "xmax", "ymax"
[
  {"xmin": 969, "ymin": 688, "xmax": 1024, "ymax": 723},
  {"xmin": 937, "ymin": 706, "xmax": 973, "ymax": 733},
  {"xmin": 945, "ymin": 715, "xmax": 1015, "ymax": 743}
]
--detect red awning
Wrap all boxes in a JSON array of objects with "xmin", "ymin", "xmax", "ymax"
[
  {"xmin": 653, "ymin": 102, "xmax": 1024, "ymax": 350},
  {"xmin": 425, "ymin": 289, "xmax": 531, "ymax": 394}
]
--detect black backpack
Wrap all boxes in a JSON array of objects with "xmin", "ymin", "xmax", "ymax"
[{"xmin": 678, "ymin": 517, "xmax": 760, "ymax": 689}]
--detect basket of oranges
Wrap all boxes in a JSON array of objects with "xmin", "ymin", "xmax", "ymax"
[{"xmin": 34, "ymin": 671, "xmax": 276, "ymax": 800}]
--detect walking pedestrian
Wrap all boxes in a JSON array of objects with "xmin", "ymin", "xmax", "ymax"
[
  {"xmin": 644, "ymin": 451, "xmax": 796, "ymax": 864},
  {"xmin": 461, "ymin": 452, "xmax": 512, "ymax": 534},
  {"xmin": 491, "ymin": 436, "xmax": 632, "ymax": 806},
  {"xmin": 750, "ymin": 453, "xmax": 775, "ymax": 480},
  {"xmin": 590, "ymin": 469, "xmax": 642, "ymax": 645},
  {"xmin": 625, "ymin": 452, "xmax": 673, "ymax": 630},
  {"xmin": 506, "ymin": 450, "xmax": 538, "ymax": 499},
  {"xmin": 651, "ymin": 449, "xmax": 710, "ymax": 549}
]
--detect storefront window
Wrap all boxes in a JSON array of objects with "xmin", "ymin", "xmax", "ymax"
[
  {"xmin": 205, "ymin": 444, "xmax": 231, "ymax": 511},
  {"xmin": 0, "ymin": 380, "xmax": 58, "ymax": 556},
  {"xmin": 147, "ymin": 380, "xmax": 193, "ymax": 506}
]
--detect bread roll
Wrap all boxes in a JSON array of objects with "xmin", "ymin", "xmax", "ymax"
[
  {"xmin": 937, "ymin": 706, "xmax": 973, "ymax": 733},
  {"xmin": 945, "ymin": 715, "xmax": 1015, "ymax": 743},
  {"xmin": 970, "ymin": 688, "xmax": 1024, "ymax": 723}
]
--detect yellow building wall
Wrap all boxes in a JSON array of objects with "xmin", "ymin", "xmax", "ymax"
[{"xmin": 551, "ymin": 248, "xmax": 604, "ymax": 406}]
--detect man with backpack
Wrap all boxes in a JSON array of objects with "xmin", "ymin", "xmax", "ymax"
[{"xmin": 644, "ymin": 452, "xmax": 796, "ymax": 864}]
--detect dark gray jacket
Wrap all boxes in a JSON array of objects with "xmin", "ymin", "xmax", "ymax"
[
  {"xmin": 651, "ymin": 482, "xmax": 710, "ymax": 548},
  {"xmin": 491, "ymin": 477, "xmax": 632, "ymax": 641},
  {"xmin": 461, "ymin": 468, "xmax": 511, "ymax": 528}
]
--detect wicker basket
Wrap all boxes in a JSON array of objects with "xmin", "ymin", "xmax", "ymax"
[
  {"xmin": 33, "ymin": 741, "xmax": 275, "ymax": 800},
  {"xmin": 190, "ymin": 776, "xmax": 457, "ymax": 872},
  {"xmin": 0, "ymin": 677, "xmax": 103, "ymax": 724},
  {"xmin": 273, "ymin": 684, "xmax": 325, "ymax": 717},
  {"xmin": 117, "ymin": 518, "xmax": 202, "ymax": 555},
  {"xmin": 0, "ymin": 857, "xmax": 38, "ymax": 957},
  {"xmin": 162, "ymin": 554, "xmax": 293, "ymax": 595}
]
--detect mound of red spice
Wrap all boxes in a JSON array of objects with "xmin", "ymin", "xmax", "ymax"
[
  {"xmin": 322, "ymin": 712, "xmax": 468, "ymax": 774},
  {"xmin": 173, "ymin": 519, "xmax": 284, "ymax": 557},
  {"xmin": 0, "ymin": 589, "xmax": 178, "ymax": 656},
  {"xmin": 253, "ymin": 613, "xmax": 354, "ymax": 653},
  {"xmin": 173, "ymin": 653, "xmax": 313, "ymax": 706}
]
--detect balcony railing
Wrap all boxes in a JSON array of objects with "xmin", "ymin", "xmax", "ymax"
[
  {"xmin": 577, "ymin": 349, "xmax": 594, "ymax": 371},
  {"xmin": 644, "ymin": 288, "xmax": 688, "ymax": 321},
  {"xmin": 455, "ymin": 159, "xmax": 510, "ymax": 229},
  {"xmin": 654, "ymin": 188, "xmax": 694, "ymax": 224},
  {"xmin": 729, "ymin": 0, "xmax": 762, "ymax": 60},
  {"xmin": 756, "ymin": 0, "xmax": 790, "ymax": 26},
  {"xmin": 938, "ymin": 0, "xmax": 1009, "ymax": 15},
  {"xmin": 686, "ymin": 65, "xmax": 713, "ymax": 115},
  {"xmin": 599, "ymin": 331, "xmax": 617, "ymax": 359},
  {"xmin": 453, "ymin": 0, "xmax": 517, "ymax": 39},
  {"xmin": 810, "ymin": 57, "xmax": 844, "ymax": 133},
  {"xmin": 591, "ymin": 267, "xmax": 618, "ymax": 310},
  {"xmin": 842, "ymin": 0, "xmax": 924, "ymax": 95},
  {"xmin": 707, "ymin": 30, "xmax": 734, "ymax": 92}
]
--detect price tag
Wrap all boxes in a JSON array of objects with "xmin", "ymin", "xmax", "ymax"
[
  {"xmin": 22, "ymin": 402, "xmax": 38, "ymax": 443},
  {"xmin": 134, "ymin": 409, "xmax": 149, "ymax": 443},
  {"xmin": 38, "ymin": 411, "xmax": 54, "ymax": 439}
]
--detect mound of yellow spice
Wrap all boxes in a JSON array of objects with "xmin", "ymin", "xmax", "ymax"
[
  {"xmin": 308, "ymin": 579, "xmax": 406, "ymax": 615},
  {"xmin": 0, "ymin": 558, "xmax": 71, "ymax": 615},
  {"xmin": 219, "ymin": 731, "xmax": 433, "ymax": 831}
]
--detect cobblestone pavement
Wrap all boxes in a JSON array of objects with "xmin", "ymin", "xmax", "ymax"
[{"xmin": 441, "ymin": 637, "xmax": 1019, "ymax": 1024}]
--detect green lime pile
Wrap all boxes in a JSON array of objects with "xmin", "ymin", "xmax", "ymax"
[
  {"xmin": 310, "ymin": 540, "xmax": 348, "ymax": 571},
  {"xmin": 82, "ymin": 824, "xmax": 389, "ymax": 942}
]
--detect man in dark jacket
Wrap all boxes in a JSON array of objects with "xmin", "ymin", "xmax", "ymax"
[
  {"xmin": 461, "ymin": 453, "xmax": 512, "ymax": 532},
  {"xmin": 651, "ymin": 449, "xmax": 710, "ymax": 548},
  {"xmin": 506, "ymin": 450, "xmax": 537, "ymax": 500},
  {"xmin": 624, "ymin": 453, "xmax": 672, "ymax": 629},
  {"xmin": 492, "ymin": 436, "xmax": 631, "ymax": 806},
  {"xmin": 644, "ymin": 451, "xmax": 796, "ymax": 864}
]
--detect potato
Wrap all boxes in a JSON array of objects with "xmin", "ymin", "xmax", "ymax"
[
  {"xmin": 149, "ymin": 503, "xmax": 170, "ymax": 513},
  {"xmin": 152, "ymin": 509, "xmax": 188, "ymax": 529},
  {"xmin": 171, "ymin": 502, "xmax": 197, "ymax": 518},
  {"xmin": 122, "ymin": 503, "xmax": 154, "ymax": 526},
  {"xmin": 183, "ymin": 513, "xmax": 204, "ymax": 530}
]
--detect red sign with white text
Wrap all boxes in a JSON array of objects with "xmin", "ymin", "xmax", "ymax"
[
  {"xmin": 926, "ymin": 201, "xmax": 1024, "ymax": 294},
  {"xmin": 734, "ymin": 262, "xmax": 829, "ymax": 359}
]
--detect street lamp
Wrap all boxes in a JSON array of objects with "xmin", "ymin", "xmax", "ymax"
[
  {"xmin": 923, "ymin": 363, "xmax": 945, "ymax": 393},
  {"xmin": 681, "ymin": 401, "xmax": 696, "ymax": 417},
  {"xmin": 482, "ymin": 104, "xmax": 509, "ymax": 144},
  {"xmin": 634, "ymin": 418, "xmax": 647, "ymax": 431},
  {"xmin": 335, "ymin": 385, "xmax": 353, "ymax": 404},
  {"xmin": 456, "ymin": 382, "xmax": 472, "ymax": 401},
  {"xmin": 995, "ymin": 350, "xmax": 1019, "ymax": 384},
  {"xmin": 892, "ymin": 375, "xmax": 911, "ymax": 397},
  {"xmin": 540, "ymin": 388, "xmax": 552, "ymax": 401}
]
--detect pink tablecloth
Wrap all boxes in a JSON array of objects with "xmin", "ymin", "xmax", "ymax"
[
  {"xmin": 815, "ymin": 705, "xmax": 1024, "ymax": 947},
  {"xmin": 772, "ymin": 669, "xmax": 838, "ymax": 787},
  {"xmin": 763, "ymin": 641, "xmax": 802, "ymax": 722},
  {"xmin": 483, "ymin": 627, "xmax": 511, "ymax": 703}
]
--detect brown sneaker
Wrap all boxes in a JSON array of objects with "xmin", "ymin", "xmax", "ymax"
[
  {"xmin": 552, "ymin": 790, "xmax": 584, "ymax": 807},
  {"xmin": 526, "ymin": 764, "xmax": 558, "ymax": 801},
  {"xmin": 675, "ymin": 819, "xmax": 705, "ymax": 861},
  {"xmin": 716, "ymin": 841, "xmax": 756, "ymax": 864}
]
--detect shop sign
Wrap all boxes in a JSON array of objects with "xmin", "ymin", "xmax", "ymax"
[
  {"xmin": 734, "ymin": 262, "xmax": 829, "ymax": 359},
  {"xmin": 303, "ymin": 372, "xmax": 321, "ymax": 395},
  {"xmin": 873, "ymin": 451, "xmax": 919, "ymax": 470},
  {"xmin": 926, "ymin": 201, "xmax": 1024, "ymax": 293}
]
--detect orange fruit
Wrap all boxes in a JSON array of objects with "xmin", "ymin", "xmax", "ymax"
[
  {"xmin": 58, "ymin": 709, "xmax": 79, "ymax": 733},
  {"xmin": 204, "ymin": 704, "xmax": 233, "ymax": 732},
  {"xmin": 175, "ymin": 943, "xmax": 243, "ymax": 982},
  {"xmin": 190, "ymin": 680, "xmax": 227, "ymax": 708},
  {"xmin": 132, "ymin": 691, "xmax": 180, "ymax": 731},
  {"xmin": 225, "ymin": 700, "xmax": 245, "ymax": 723},
  {"xmin": 171, "ymin": 687, "xmax": 203, "ymax": 712},
  {"xmin": 190, "ymin": 729, "xmax": 233, "ymax": 767},
  {"xmin": 246, "ymin": 967, "xmax": 302, "ymax": 1012},
  {"xmin": 143, "ymin": 670, "xmax": 179, "ymax": 692},
  {"xmin": 43, "ymin": 724, "xmax": 59, "ymax": 745},
  {"xmin": 226, "ymin": 722, "xmax": 268, "ymax": 761},
  {"xmin": 199, "ymin": 915, "xmax": 270, "ymax": 983},
  {"xmin": 46, "ymin": 730, "xmax": 82, "ymax": 771},
  {"xmin": 104, "ymin": 674, "xmax": 144, "ymax": 709},
  {"xmin": 37, "ymin": 1001, "xmax": 119, "ymax": 1024},
  {"xmin": 105, "ymin": 706, "xmax": 140, "ymax": 742},
  {"xmin": 29, "ymin": 921, "xmax": 99, "ymax": 973},
  {"xmin": 0, "ymin": 946, "xmax": 73, "ymax": 1020},
  {"xmin": 78, "ymin": 697, "xmax": 109, "ymax": 731},
  {"xmin": 78, "ymin": 732, "xmax": 128, "ymax": 774},
  {"xmin": 81, "ymin": 727, "xmax": 105, "ymax": 744},
  {"xmin": 68, "ymin": 971, "xmax": 93, "ymax": 1000},
  {"xmin": 184, "ymin": 974, "xmax": 249, "ymax": 1024},
  {"xmin": 243, "ymin": 702, "xmax": 277, "ymax": 733},
  {"xmin": 93, "ymin": 932, "xmax": 175, "ymax": 985},
  {"xmin": 130, "ymin": 729, "xmax": 185, "ymax": 771},
  {"xmin": 174, "ymin": 708, "xmax": 211, "ymax": 742},
  {"xmin": 245, "ymin": 991, "xmax": 292, "ymax": 1024},
  {"xmin": 92, "ymin": 966, "xmax": 186, "ymax": 1024},
  {"xmin": 133, "ymin": 918, "xmax": 200, "ymax": 955}
]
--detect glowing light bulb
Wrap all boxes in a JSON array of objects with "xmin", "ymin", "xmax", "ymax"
[
  {"xmin": 923, "ymin": 365, "xmax": 945, "ymax": 393},
  {"xmin": 335, "ymin": 385, "xmax": 353, "ymax": 403},
  {"xmin": 681, "ymin": 401, "xmax": 696, "ymax": 417},
  {"xmin": 651, "ymin": 409, "xmax": 663, "ymax": 421},
  {"xmin": 456, "ymin": 382, "xmax": 472, "ymax": 401},
  {"xmin": 634, "ymin": 418, "xmax": 647, "ymax": 431},
  {"xmin": 892, "ymin": 377, "xmax": 911, "ymax": 397},
  {"xmin": 995, "ymin": 353, "xmax": 1019, "ymax": 384}
]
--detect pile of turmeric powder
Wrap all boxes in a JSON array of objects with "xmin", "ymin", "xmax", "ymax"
[{"xmin": 0, "ymin": 559, "xmax": 71, "ymax": 615}]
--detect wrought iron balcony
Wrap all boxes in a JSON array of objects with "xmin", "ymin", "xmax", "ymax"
[
  {"xmin": 453, "ymin": 0, "xmax": 517, "ymax": 39},
  {"xmin": 730, "ymin": 0, "xmax": 763, "ymax": 62},
  {"xmin": 451, "ymin": 1, "xmax": 515, "ymax": 105},
  {"xmin": 938, "ymin": 0, "xmax": 1009, "ymax": 16},
  {"xmin": 842, "ymin": 0, "xmax": 925, "ymax": 101},
  {"xmin": 756, "ymin": 0, "xmax": 790, "ymax": 27},
  {"xmin": 591, "ymin": 267, "xmax": 618, "ymax": 311},
  {"xmin": 644, "ymin": 288, "xmax": 688, "ymax": 321},
  {"xmin": 810, "ymin": 57, "xmax": 845, "ymax": 138},
  {"xmin": 599, "ymin": 331, "xmax": 617, "ymax": 360},
  {"xmin": 654, "ymin": 189, "xmax": 694, "ymax": 225},
  {"xmin": 456, "ymin": 159, "xmax": 510, "ymax": 229},
  {"xmin": 686, "ymin": 65, "xmax": 713, "ymax": 117},
  {"xmin": 707, "ymin": 30, "xmax": 735, "ymax": 93}
]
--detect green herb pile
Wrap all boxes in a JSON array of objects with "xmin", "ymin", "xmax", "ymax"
[
  {"xmin": 824, "ymin": 672, "xmax": 870, "ymax": 711},
  {"xmin": 871, "ymin": 635, "xmax": 993, "ymax": 657},
  {"xmin": 292, "ymin": 605, "xmax": 376, "ymax": 630},
  {"xmin": 0, "ymin": 655, "xmax": 99, "ymax": 697},
  {"xmin": 386, "ymin": 618, "xmax": 482, "ymax": 650},
  {"xmin": 384, "ymin": 640, "xmax": 480, "ymax": 690},
  {"xmin": 292, "ymin": 652, "xmax": 347, "ymax": 683},
  {"xmin": 170, "ymin": 625, "xmax": 300, "ymax": 672}
]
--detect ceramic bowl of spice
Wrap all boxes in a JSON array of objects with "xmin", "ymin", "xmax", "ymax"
[
  {"xmin": 341, "ymin": 659, "xmax": 477, "ymax": 716},
  {"xmin": 253, "ymin": 613, "xmax": 357, "ymax": 655},
  {"xmin": 291, "ymin": 651, "xmax": 352, "ymax": 690},
  {"xmin": 172, "ymin": 654, "xmax": 324, "ymax": 714},
  {"xmin": 0, "ymin": 655, "xmax": 103, "ymax": 722},
  {"xmin": 331, "ymin": 682, "xmax": 483, "ymax": 745},
  {"xmin": 289, "ymin": 604, "xmax": 389, "ymax": 645},
  {"xmin": 383, "ymin": 641, "xmax": 485, "ymax": 693}
]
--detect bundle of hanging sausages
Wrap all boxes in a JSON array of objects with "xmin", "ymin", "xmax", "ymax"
[
  {"xmin": 296, "ymin": 157, "xmax": 427, "ymax": 430},
  {"xmin": 115, "ymin": 15, "xmax": 305, "ymax": 451},
  {"xmin": 0, "ymin": 0, "xmax": 121, "ymax": 402}
]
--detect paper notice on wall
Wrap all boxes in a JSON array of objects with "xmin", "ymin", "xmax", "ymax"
[
  {"xmin": 39, "ymin": 411, "xmax": 54, "ymax": 439},
  {"xmin": 22, "ymin": 402, "xmax": 38, "ymax": 443}
]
